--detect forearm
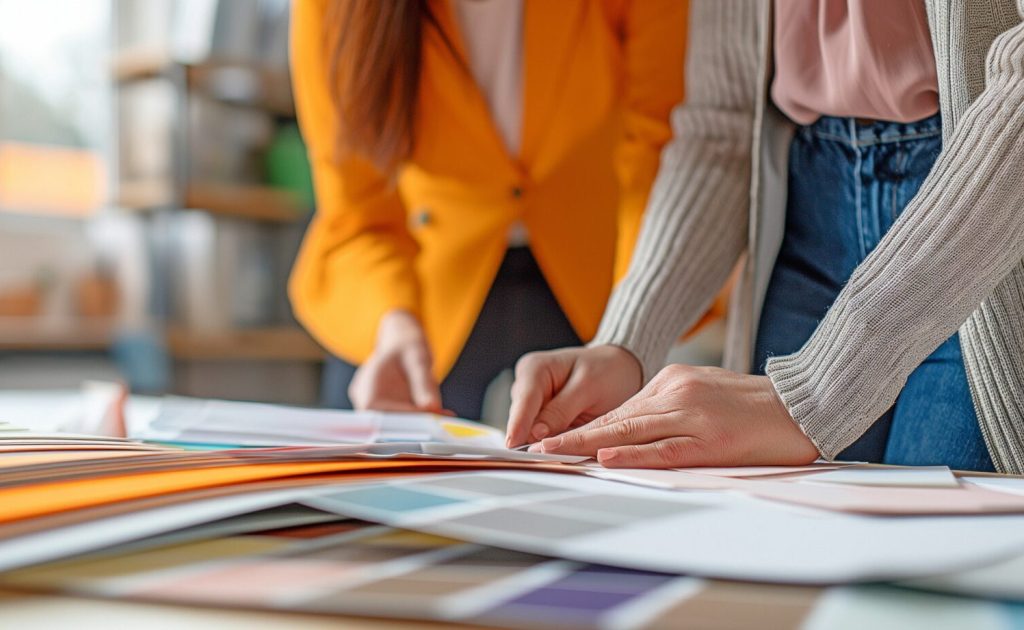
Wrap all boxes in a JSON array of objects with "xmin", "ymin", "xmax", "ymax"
[
  {"xmin": 593, "ymin": 0, "xmax": 758, "ymax": 381},
  {"xmin": 594, "ymin": 126, "xmax": 749, "ymax": 381},
  {"xmin": 766, "ymin": 20, "xmax": 1024, "ymax": 458}
]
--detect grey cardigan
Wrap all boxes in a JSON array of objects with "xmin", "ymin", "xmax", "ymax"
[{"xmin": 593, "ymin": 0, "xmax": 1024, "ymax": 472}]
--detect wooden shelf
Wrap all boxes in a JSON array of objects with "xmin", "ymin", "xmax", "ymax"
[
  {"xmin": 187, "ymin": 62, "xmax": 294, "ymax": 116},
  {"xmin": 0, "ymin": 319, "xmax": 325, "ymax": 359},
  {"xmin": 113, "ymin": 52, "xmax": 294, "ymax": 116},
  {"xmin": 117, "ymin": 180, "xmax": 306, "ymax": 222},
  {"xmin": 116, "ymin": 179, "xmax": 172, "ymax": 210},
  {"xmin": 185, "ymin": 182, "xmax": 305, "ymax": 222},
  {"xmin": 167, "ymin": 326, "xmax": 325, "ymax": 362},
  {"xmin": 0, "ymin": 318, "xmax": 114, "ymax": 352},
  {"xmin": 111, "ymin": 48, "xmax": 169, "ymax": 83}
]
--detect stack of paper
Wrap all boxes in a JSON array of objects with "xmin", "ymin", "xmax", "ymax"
[
  {"xmin": 590, "ymin": 466, "xmax": 1024, "ymax": 515},
  {"xmin": 0, "ymin": 421, "xmax": 172, "ymax": 455},
  {"xmin": 133, "ymin": 397, "xmax": 507, "ymax": 449},
  {"xmin": 5, "ymin": 391, "xmax": 1024, "ymax": 625},
  {"xmin": 7, "ymin": 516, "xmax": 1020, "ymax": 630},
  {"xmin": 297, "ymin": 470, "xmax": 1024, "ymax": 583},
  {"xmin": 0, "ymin": 441, "xmax": 586, "ymax": 572}
]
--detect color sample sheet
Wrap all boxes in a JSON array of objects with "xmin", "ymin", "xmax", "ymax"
[
  {"xmin": 3, "ymin": 518, "xmax": 1021, "ymax": 630},
  {"xmin": 0, "ymin": 420, "xmax": 172, "ymax": 454},
  {"xmin": 135, "ymin": 396, "xmax": 505, "ymax": 448},
  {"xmin": 963, "ymin": 476, "xmax": 1024, "ymax": 497},
  {"xmin": 301, "ymin": 471, "xmax": 1024, "ymax": 583},
  {"xmin": 799, "ymin": 466, "xmax": 960, "ymax": 488},
  {"xmin": 0, "ymin": 453, "xmax": 580, "ymax": 573},
  {"xmin": 589, "ymin": 468, "xmax": 1024, "ymax": 515}
]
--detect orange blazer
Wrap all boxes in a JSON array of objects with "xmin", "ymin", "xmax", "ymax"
[{"xmin": 289, "ymin": 0, "xmax": 687, "ymax": 378}]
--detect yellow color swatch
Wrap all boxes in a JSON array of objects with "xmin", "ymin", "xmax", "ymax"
[{"xmin": 440, "ymin": 422, "xmax": 492, "ymax": 439}]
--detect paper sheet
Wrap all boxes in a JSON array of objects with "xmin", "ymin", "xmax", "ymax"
[
  {"xmin": 100, "ymin": 504, "xmax": 350, "ymax": 557},
  {"xmin": 0, "ymin": 487, "xmax": 310, "ymax": 572},
  {"xmin": 0, "ymin": 449, "xmax": 584, "ymax": 527},
  {"xmin": 797, "ymin": 466, "xmax": 959, "ymax": 488},
  {"xmin": 302, "ymin": 470, "xmax": 1024, "ymax": 583},
  {"xmin": 5, "ymin": 520, "xmax": 1019, "ymax": 630},
  {"xmin": 802, "ymin": 585, "xmax": 1011, "ymax": 630},
  {"xmin": 591, "ymin": 468, "xmax": 1024, "ymax": 515},
  {"xmin": 0, "ymin": 459, "xmax": 395, "ymax": 523},
  {"xmin": 134, "ymin": 396, "xmax": 506, "ymax": 449},
  {"xmin": 672, "ymin": 463, "xmax": 849, "ymax": 478},
  {"xmin": 962, "ymin": 476, "xmax": 1024, "ymax": 497},
  {"xmin": 899, "ymin": 550, "xmax": 1024, "ymax": 601}
]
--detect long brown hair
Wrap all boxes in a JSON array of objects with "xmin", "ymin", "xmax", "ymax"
[{"xmin": 326, "ymin": 0, "xmax": 442, "ymax": 174}]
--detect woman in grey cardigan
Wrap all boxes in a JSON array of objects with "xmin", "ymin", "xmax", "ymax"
[{"xmin": 506, "ymin": 0, "xmax": 1024, "ymax": 473}]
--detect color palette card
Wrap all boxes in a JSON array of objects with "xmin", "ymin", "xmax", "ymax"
[
  {"xmin": 3, "ymin": 517, "xmax": 1017, "ymax": 630},
  {"xmin": 592, "ymin": 468, "xmax": 1024, "ymax": 515},
  {"xmin": 0, "ymin": 421, "xmax": 174, "ymax": 454},
  {"xmin": 0, "ymin": 452, "xmax": 587, "ymax": 574},
  {"xmin": 797, "ymin": 466, "xmax": 959, "ymax": 488},
  {"xmin": 135, "ymin": 396, "xmax": 506, "ymax": 449},
  {"xmin": 0, "ymin": 516, "xmax": 805, "ymax": 629},
  {"xmin": 300, "ymin": 470, "xmax": 1024, "ymax": 584}
]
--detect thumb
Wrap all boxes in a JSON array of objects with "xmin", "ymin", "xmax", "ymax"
[
  {"xmin": 400, "ymin": 344, "xmax": 442, "ymax": 412},
  {"xmin": 508, "ymin": 352, "xmax": 568, "ymax": 447},
  {"xmin": 532, "ymin": 367, "xmax": 593, "ymax": 440}
]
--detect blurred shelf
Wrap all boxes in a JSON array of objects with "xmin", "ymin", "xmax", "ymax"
[
  {"xmin": 185, "ymin": 182, "xmax": 305, "ymax": 222},
  {"xmin": 111, "ymin": 48, "xmax": 168, "ymax": 82},
  {"xmin": 116, "ymin": 179, "xmax": 171, "ymax": 210},
  {"xmin": 0, "ymin": 318, "xmax": 114, "ymax": 352},
  {"xmin": 117, "ymin": 180, "xmax": 306, "ymax": 223},
  {"xmin": 167, "ymin": 326, "xmax": 325, "ymax": 362},
  {"xmin": 113, "ymin": 51, "xmax": 294, "ymax": 116},
  {"xmin": 0, "ymin": 320, "xmax": 326, "ymax": 359},
  {"xmin": 187, "ymin": 61, "xmax": 294, "ymax": 116}
]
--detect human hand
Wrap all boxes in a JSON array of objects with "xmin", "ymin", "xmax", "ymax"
[
  {"xmin": 532, "ymin": 364, "xmax": 820, "ymax": 467},
  {"xmin": 506, "ymin": 345, "xmax": 643, "ymax": 448},
  {"xmin": 349, "ymin": 310, "xmax": 443, "ymax": 412}
]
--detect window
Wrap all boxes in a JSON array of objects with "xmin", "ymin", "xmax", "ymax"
[{"xmin": 0, "ymin": 0, "xmax": 111, "ymax": 217}]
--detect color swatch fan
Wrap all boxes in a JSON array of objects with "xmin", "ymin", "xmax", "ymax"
[{"xmin": 133, "ymin": 397, "xmax": 505, "ymax": 449}]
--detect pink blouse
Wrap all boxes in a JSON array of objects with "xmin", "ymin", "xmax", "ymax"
[{"xmin": 772, "ymin": 0, "xmax": 940, "ymax": 125}]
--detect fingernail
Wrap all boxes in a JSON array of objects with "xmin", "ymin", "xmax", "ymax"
[
  {"xmin": 597, "ymin": 448, "xmax": 618, "ymax": 463},
  {"xmin": 527, "ymin": 443, "xmax": 544, "ymax": 453},
  {"xmin": 531, "ymin": 424, "xmax": 550, "ymax": 441},
  {"xmin": 540, "ymin": 436, "xmax": 562, "ymax": 451}
]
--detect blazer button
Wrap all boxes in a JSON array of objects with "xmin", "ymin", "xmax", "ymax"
[
  {"xmin": 410, "ymin": 208, "xmax": 431, "ymax": 228},
  {"xmin": 511, "ymin": 186, "xmax": 524, "ymax": 199}
]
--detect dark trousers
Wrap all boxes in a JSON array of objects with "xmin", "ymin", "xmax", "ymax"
[{"xmin": 321, "ymin": 247, "xmax": 582, "ymax": 420}]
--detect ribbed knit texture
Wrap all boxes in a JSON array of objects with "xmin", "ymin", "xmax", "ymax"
[
  {"xmin": 950, "ymin": 0, "xmax": 1024, "ymax": 475},
  {"xmin": 597, "ymin": 0, "xmax": 1024, "ymax": 467},
  {"xmin": 962, "ymin": 273, "xmax": 1024, "ymax": 472},
  {"xmin": 592, "ymin": 0, "xmax": 758, "ymax": 382},
  {"xmin": 767, "ymin": 3, "xmax": 1024, "ymax": 460}
]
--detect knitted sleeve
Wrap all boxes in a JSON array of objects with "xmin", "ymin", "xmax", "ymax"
[
  {"xmin": 766, "ymin": 14, "xmax": 1024, "ymax": 459},
  {"xmin": 592, "ymin": 0, "xmax": 758, "ymax": 381}
]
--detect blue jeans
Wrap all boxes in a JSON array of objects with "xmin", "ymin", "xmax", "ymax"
[{"xmin": 754, "ymin": 114, "xmax": 994, "ymax": 471}]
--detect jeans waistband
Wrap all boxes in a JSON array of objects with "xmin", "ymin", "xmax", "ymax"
[{"xmin": 803, "ymin": 113, "xmax": 942, "ymax": 147}]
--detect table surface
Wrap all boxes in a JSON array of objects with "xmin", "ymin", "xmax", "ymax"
[
  {"xmin": 0, "ymin": 589, "xmax": 485, "ymax": 630},
  {"xmin": 0, "ymin": 390, "xmax": 1021, "ymax": 629}
]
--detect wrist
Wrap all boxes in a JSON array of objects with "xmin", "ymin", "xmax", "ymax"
[
  {"xmin": 593, "ymin": 344, "xmax": 644, "ymax": 391},
  {"xmin": 377, "ymin": 309, "xmax": 426, "ymax": 349},
  {"xmin": 762, "ymin": 372, "xmax": 825, "ymax": 460},
  {"xmin": 613, "ymin": 345, "xmax": 643, "ymax": 389}
]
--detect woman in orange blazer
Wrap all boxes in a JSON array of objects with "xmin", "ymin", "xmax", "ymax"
[{"xmin": 289, "ymin": 0, "xmax": 687, "ymax": 419}]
